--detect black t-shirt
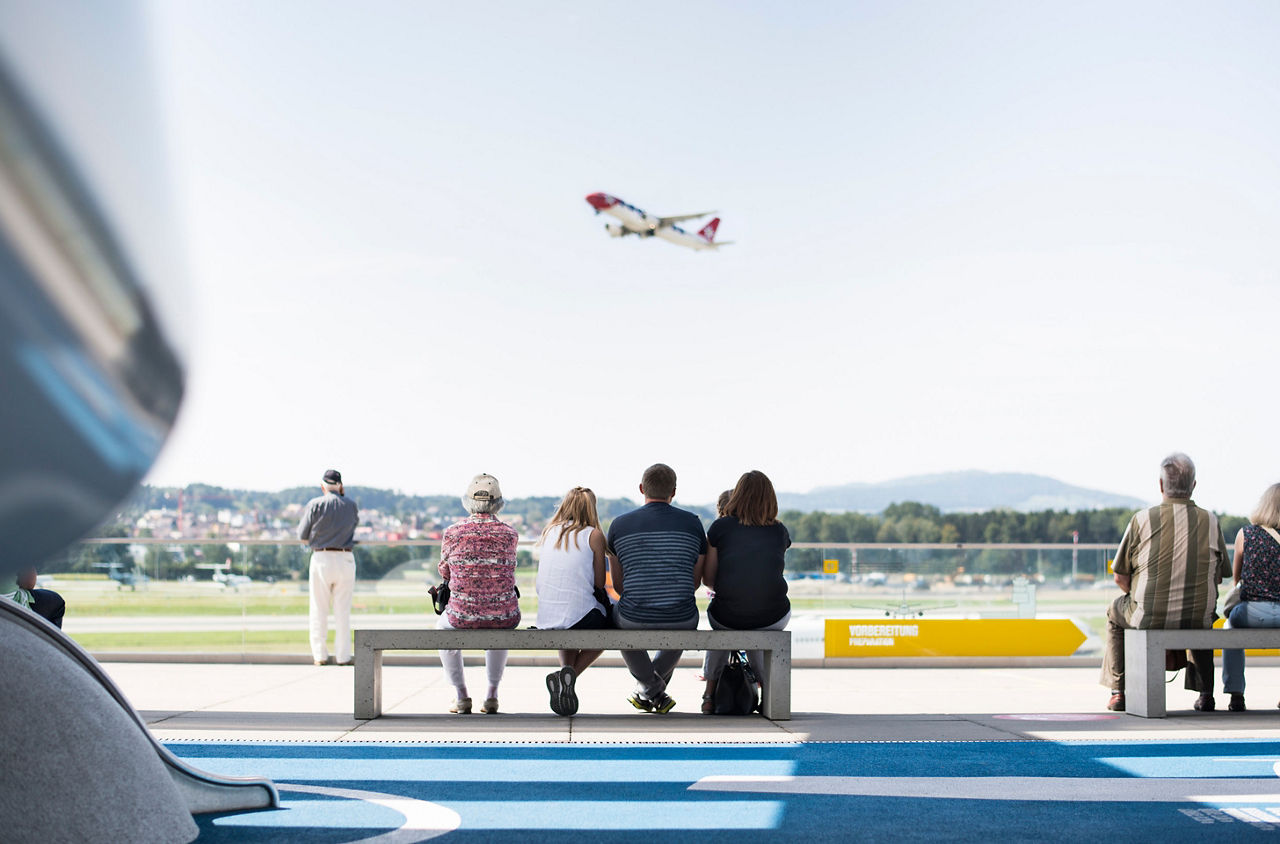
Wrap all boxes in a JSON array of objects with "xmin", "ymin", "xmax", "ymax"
[{"xmin": 706, "ymin": 516, "xmax": 790, "ymax": 629}]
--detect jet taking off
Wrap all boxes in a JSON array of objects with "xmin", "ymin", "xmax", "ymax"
[{"xmin": 585, "ymin": 192, "xmax": 732, "ymax": 251}]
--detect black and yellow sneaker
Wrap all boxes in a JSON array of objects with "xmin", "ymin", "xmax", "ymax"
[
  {"xmin": 651, "ymin": 693, "xmax": 676, "ymax": 714},
  {"xmin": 627, "ymin": 693, "xmax": 654, "ymax": 712}
]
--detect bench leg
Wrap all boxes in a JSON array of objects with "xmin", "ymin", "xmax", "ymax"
[
  {"xmin": 760, "ymin": 644, "xmax": 791, "ymax": 721},
  {"xmin": 354, "ymin": 633, "xmax": 381, "ymax": 719},
  {"xmin": 1124, "ymin": 631, "xmax": 1164, "ymax": 718}
]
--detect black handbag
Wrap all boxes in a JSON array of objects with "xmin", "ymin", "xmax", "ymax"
[
  {"xmin": 429, "ymin": 581, "xmax": 450, "ymax": 615},
  {"xmin": 592, "ymin": 586, "xmax": 614, "ymax": 625},
  {"xmin": 713, "ymin": 651, "xmax": 759, "ymax": 716}
]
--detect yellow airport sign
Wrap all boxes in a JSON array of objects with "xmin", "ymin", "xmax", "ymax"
[
  {"xmin": 824, "ymin": 618, "xmax": 1087, "ymax": 658},
  {"xmin": 823, "ymin": 559, "xmax": 839, "ymax": 574}
]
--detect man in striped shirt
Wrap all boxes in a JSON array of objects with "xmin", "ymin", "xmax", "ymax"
[
  {"xmin": 1102, "ymin": 453, "xmax": 1231, "ymax": 712},
  {"xmin": 607, "ymin": 463, "xmax": 707, "ymax": 714}
]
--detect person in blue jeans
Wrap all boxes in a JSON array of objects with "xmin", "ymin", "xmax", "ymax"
[{"xmin": 1222, "ymin": 483, "xmax": 1280, "ymax": 712}]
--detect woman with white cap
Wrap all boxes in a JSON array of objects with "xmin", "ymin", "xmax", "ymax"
[{"xmin": 437, "ymin": 473, "xmax": 520, "ymax": 714}]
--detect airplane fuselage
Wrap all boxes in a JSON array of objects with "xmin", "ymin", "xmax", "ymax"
[{"xmin": 585, "ymin": 192, "xmax": 727, "ymax": 251}]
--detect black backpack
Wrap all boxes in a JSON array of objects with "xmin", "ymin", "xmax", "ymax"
[{"xmin": 713, "ymin": 651, "xmax": 759, "ymax": 715}]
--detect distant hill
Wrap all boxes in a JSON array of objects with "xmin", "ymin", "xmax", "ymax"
[{"xmin": 776, "ymin": 471, "xmax": 1147, "ymax": 514}]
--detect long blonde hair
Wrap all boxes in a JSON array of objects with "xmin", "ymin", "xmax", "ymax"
[
  {"xmin": 1252, "ymin": 483, "xmax": 1280, "ymax": 530},
  {"xmin": 540, "ymin": 487, "xmax": 600, "ymax": 551}
]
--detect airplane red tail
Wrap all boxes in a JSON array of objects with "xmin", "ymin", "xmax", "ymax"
[{"xmin": 697, "ymin": 217, "xmax": 720, "ymax": 242}]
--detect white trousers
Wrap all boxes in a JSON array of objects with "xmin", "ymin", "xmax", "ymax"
[
  {"xmin": 436, "ymin": 614, "xmax": 508, "ymax": 693},
  {"xmin": 309, "ymin": 551, "xmax": 355, "ymax": 663}
]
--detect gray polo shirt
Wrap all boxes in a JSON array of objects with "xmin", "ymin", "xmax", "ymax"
[{"xmin": 297, "ymin": 492, "xmax": 359, "ymax": 551}]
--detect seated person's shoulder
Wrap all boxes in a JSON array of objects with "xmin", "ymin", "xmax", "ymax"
[
  {"xmin": 609, "ymin": 508, "xmax": 639, "ymax": 531},
  {"xmin": 680, "ymin": 507, "xmax": 707, "ymax": 530}
]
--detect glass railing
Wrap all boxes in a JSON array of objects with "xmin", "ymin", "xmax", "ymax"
[{"xmin": 42, "ymin": 538, "xmax": 1138, "ymax": 658}]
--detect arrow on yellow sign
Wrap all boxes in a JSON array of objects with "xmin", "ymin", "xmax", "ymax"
[{"xmin": 824, "ymin": 618, "xmax": 1087, "ymax": 658}]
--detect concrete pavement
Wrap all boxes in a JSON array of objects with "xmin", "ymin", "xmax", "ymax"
[{"xmin": 99, "ymin": 658, "xmax": 1280, "ymax": 745}]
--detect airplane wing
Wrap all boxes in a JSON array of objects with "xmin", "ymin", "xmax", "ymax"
[{"xmin": 656, "ymin": 211, "xmax": 715, "ymax": 226}]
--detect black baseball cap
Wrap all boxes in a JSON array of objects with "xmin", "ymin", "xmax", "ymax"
[{"xmin": 322, "ymin": 469, "xmax": 342, "ymax": 485}]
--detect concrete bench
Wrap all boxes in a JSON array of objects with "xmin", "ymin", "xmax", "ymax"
[
  {"xmin": 354, "ymin": 628, "xmax": 792, "ymax": 720},
  {"xmin": 1124, "ymin": 628, "xmax": 1280, "ymax": 717}
]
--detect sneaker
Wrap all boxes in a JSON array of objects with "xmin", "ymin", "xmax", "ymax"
[
  {"xmin": 651, "ymin": 693, "xmax": 676, "ymax": 714},
  {"xmin": 558, "ymin": 666, "xmax": 578, "ymax": 716},
  {"xmin": 336, "ymin": 658, "xmax": 354, "ymax": 666},
  {"xmin": 1106, "ymin": 692, "xmax": 1125, "ymax": 712},
  {"xmin": 449, "ymin": 697, "xmax": 472, "ymax": 714},
  {"xmin": 1194, "ymin": 694, "xmax": 1216, "ymax": 712},
  {"xmin": 627, "ymin": 693, "xmax": 654, "ymax": 712},
  {"xmin": 546, "ymin": 671, "xmax": 565, "ymax": 716},
  {"xmin": 481, "ymin": 697, "xmax": 499, "ymax": 714},
  {"xmin": 1229, "ymin": 693, "xmax": 1246, "ymax": 712}
]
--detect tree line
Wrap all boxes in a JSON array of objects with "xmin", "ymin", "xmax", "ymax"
[{"xmin": 68, "ymin": 486, "xmax": 1245, "ymax": 582}]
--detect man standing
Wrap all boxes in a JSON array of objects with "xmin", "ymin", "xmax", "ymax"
[
  {"xmin": 1102, "ymin": 453, "xmax": 1230, "ymax": 711},
  {"xmin": 298, "ymin": 469, "xmax": 359, "ymax": 666},
  {"xmin": 607, "ymin": 463, "xmax": 706, "ymax": 713}
]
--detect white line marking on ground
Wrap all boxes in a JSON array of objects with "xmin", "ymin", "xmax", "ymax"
[
  {"xmin": 278, "ymin": 783, "xmax": 461, "ymax": 843},
  {"xmin": 689, "ymin": 776, "xmax": 1280, "ymax": 802}
]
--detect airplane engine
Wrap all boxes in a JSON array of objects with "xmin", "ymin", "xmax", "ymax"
[{"xmin": 604, "ymin": 223, "xmax": 626, "ymax": 237}]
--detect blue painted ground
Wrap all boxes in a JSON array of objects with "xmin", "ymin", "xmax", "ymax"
[{"xmin": 170, "ymin": 740, "xmax": 1280, "ymax": 842}]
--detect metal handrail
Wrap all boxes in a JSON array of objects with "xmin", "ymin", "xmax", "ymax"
[{"xmin": 79, "ymin": 537, "xmax": 1118, "ymax": 551}]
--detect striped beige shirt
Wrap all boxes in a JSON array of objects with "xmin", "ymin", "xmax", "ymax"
[{"xmin": 1113, "ymin": 499, "xmax": 1230, "ymax": 629}]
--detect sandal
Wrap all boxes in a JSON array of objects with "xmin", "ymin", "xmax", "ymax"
[{"xmin": 702, "ymin": 693, "xmax": 715, "ymax": 715}]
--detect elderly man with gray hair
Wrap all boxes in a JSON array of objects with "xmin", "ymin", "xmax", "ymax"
[
  {"xmin": 298, "ymin": 469, "xmax": 360, "ymax": 665},
  {"xmin": 1102, "ymin": 453, "xmax": 1231, "ymax": 712}
]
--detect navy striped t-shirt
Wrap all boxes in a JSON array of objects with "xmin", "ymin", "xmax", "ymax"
[{"xmin": 607, "ymin": 502, "xmax": 708, "ymax": 624}]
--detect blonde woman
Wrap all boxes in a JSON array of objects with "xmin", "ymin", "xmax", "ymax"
[
  {"xmin": 535, "ymin": 486, "xmax": 612, "ymax": 716},
  {"xmin": 1221, "ymin": 483, "xmax": 1280, "ymax": 712}
]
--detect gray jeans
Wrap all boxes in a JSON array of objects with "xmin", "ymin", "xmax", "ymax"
[
  {"xmin": 614, "ymin": 610, "xmax": 698, "ymax": 699},
  {"xmin": 702, "ymin": 608, "xmax": 791, "ymax": 686}
]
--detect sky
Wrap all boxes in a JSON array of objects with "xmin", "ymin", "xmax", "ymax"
[{"xmin": 138, "ymin": 1, "xmax": 1280, "ymax": 513}]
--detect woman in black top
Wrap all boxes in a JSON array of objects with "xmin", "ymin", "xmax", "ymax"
[{"xmin": 701, "ymin": 470, "xmax": 791, "ymax": 713}]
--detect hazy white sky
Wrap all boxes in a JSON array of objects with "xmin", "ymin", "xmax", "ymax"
[{"xmin": 142, "ymin": 1, "xmax": 1280, "ymax": 513}]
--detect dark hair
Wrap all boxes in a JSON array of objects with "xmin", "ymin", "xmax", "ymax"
[
  {"xmin": 725, "ymin": 470, "xmax": 778, "ymax": 526},
  {"xmin": 716, "ymin": 489, "xmax": 733, "ymax": 517},
  {"xmin": 641, "ymin": 463, "xmax": 677, "ymax": 500}
]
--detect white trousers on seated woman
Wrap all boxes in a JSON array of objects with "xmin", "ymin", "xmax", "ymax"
[
  {"xmin": 703, "ymin": 609, "xmax": 791, "ymax": 686},
  {"xmin": 436, "ymin": 614, "xmax": 507, "ymax": 692}
]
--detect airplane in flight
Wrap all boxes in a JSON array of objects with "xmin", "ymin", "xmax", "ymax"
[{"xmin": 584, "ymin": 192, "xmax": 732, "ymax": 251}]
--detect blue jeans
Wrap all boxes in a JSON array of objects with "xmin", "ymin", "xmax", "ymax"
[{"xmin": 1222, "ymin": 600, "xmax": 1280, "ymax": 694}]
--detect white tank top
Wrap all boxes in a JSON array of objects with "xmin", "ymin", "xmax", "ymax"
[{"xmin": 535, "ymin": 525, "xmax": 599, "ymax": 630}]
